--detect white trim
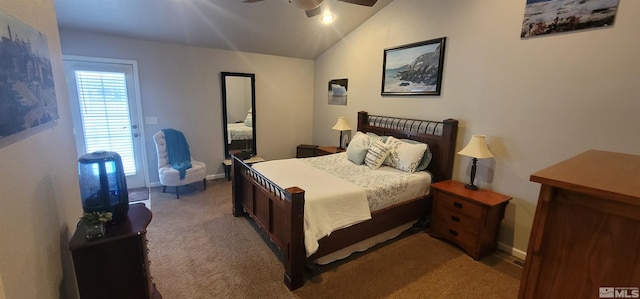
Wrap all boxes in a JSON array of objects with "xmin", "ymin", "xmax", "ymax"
[
  {"xmin": 149, "ymin": 174, "xmax": 223, "ymax": 188},
  {"xmin": 497, "ymin": 241, "xmax": 527, "ymax": 261},
  {"xmin": 63, "ymin": 55, "xmax": 149, "ymax": 188}
]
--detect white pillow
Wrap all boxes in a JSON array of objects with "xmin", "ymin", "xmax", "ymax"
[
  {"xmin": 244, "ymin": 113, "xmax": 252, "ymax": 127},
  {"xmin": 364, "ymin": 139, "xmax": 391, "ymax": 169},
  {"xmin": 383, "ymin": 136, "xmax": 427, "ymax": 173}
]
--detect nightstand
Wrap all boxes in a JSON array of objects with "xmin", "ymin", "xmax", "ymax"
[
  {"xmin": 223, "ymin": 156, "xmax": 265, "ymax": 181},
  {"xmin": 429, "ymin": 180, "xmax": 511, "ymax": 260},
  {"xmin": 296, "ymin": 144, "xmax": 345, "ymax": 158},
  {"xmin": 316, "ymin": 145, "xmax": 345, "ymax": 155}
]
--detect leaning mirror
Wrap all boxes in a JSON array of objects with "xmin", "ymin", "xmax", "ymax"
[{"xmin": 221, "ymin": 72, "xmax": 256, "ymax": 158}]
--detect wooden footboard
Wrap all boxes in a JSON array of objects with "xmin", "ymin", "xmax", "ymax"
[{"xmin": 231, "ymin": 156, "xmax": 306, "ymax": 290}]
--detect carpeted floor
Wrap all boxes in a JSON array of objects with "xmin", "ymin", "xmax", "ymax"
[
  {"xmin": 146, "ymin": 180, "xmax": 522, "ymax": 298},
  {"xmin": 128, "ymin": 187, "xmax": 150, "ymax": 202}
]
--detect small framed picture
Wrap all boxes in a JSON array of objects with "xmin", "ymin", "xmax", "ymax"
[
  {"xmin": 381, "ymin": 37, "xmax": 446, "ymax": 96},
  {"xmin": 340, "ymin": 130, "xmax": 351, "ymax": 149},
  {"xmin": 328, "ymin": 78, "xmax": 348, "ymax": 105}
]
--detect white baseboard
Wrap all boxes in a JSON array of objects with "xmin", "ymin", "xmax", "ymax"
[
  {"xmin": 148, "ymin": 174, "xmax": 225, "ymax": 188},
  {"xmin": 497, "ymin": 241, "xmax": 527, "ymax": 261}
]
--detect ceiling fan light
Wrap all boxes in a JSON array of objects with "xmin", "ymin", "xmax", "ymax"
[
  {"xmin": 321, "ymin": 14, "xmax": 335, "ymax": 24},
  {"xmin": 289, "ymin": 0, "xmax": 324, "ymax": 10}
]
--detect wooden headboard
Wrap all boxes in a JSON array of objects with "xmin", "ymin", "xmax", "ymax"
[{"xmin": 357, "ymin": 111, "xmax": 458, "ymax": 182}]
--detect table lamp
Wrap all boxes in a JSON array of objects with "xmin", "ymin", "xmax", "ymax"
[
  {"xmin": 458, "ymin": 135, "xmax": 494, "ymax": 190},
  {"xmin": 332, "ymin": 117, "xmax": 351, "ymax": 150}
]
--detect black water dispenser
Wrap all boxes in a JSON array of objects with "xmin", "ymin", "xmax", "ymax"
[{"xmin": 78, "ymin": 151, "xmax": 129, "ymax": 223}]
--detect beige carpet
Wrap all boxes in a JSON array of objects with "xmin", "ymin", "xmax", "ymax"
[
  {"xmin": 146, "ymin": 180, "xmax": 522, "ymax": 298},
  {"xmin": 128, "ymin": 187, "xmax": 150, "ymax": 202}
]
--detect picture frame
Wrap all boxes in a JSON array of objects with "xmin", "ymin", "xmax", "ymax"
[
  {"xmin": 0, "ymin": 11, "xmax": 58, "ymax": 139},
  {"xmin": 381, "ymin": 37, "xmax": 446, "ymax": 96},
  {"xmin": 340, "ymin": 130, "xmax": 351, "ymax": 149},
  {"xmin": 328, "ymin": 78, "xmax": 348, "ymax": 105}
]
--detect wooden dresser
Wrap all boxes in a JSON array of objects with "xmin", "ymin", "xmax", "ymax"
[
  {"xmin": 519, "ymin": 150, "xmax": 640, "ymax": 299},
  {"xmin": 69, "ymin": 203, "xmax": 162, "ymax": 299}
]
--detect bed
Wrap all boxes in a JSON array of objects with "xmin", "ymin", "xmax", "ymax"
[
  {"xmin": 231, "ymin": 111, "xmax": 458, "ymax": 290},
  {"xmin": 227, "ymin": 122, "xmax": 253, "ymax": 151}
]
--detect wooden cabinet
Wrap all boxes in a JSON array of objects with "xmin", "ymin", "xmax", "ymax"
[
  {"xmin": 296, "ymin": 144, "xmax": 345, "ymax": 158},
  {"xmin": 69, "ymin": 203, "xmax": 162, "ymax": 299},
  {"xmin": 519, "ymin": 150, "xmax": 640, "ymax": 299},
  {"xmin": 429, "ymin": 180, "xmax": 511, "ymax": 260}
]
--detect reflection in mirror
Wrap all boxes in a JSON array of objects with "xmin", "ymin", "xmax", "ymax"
[{"xmin": 221, "ymin": 72, "xmax": 256, "ymax": 158}]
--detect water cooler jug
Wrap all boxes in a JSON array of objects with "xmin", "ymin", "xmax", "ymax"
[{"xmin": 78, "ymin": 151, "xmax": 129, "ymax": 223}]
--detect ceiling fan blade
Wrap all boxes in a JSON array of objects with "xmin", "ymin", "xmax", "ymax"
[
  {"xmin": 338, "ymin": 0, "xmax": 377, "ymax": 7},
  {"xmin": 305, "ymin": 6, "xmax": 322, "ymax": 17},
  {"xmin": 242, "ymin": 0, "xmax": 265, "ymax": 3}
]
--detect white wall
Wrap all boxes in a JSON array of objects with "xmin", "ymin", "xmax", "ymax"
[
  {"xmin": 59, "ymin": 30, "xmax": 315, "ymax": 183},
  {"xmin": 0, "ymin": 0, "xmax": 82, "ymax": 298},
  {"xmin": 313, "ymin": 0, "xmax": 640, "ymax": 258}
]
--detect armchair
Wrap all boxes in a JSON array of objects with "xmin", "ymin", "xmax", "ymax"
[{"xmin": 153, "ymin": 129, "xmax": 207, "ymax": 199}]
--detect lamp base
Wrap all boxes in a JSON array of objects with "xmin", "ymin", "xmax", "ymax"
[{"xmin": 464, "ymin": 184, "xmax": 479, "ymax": 190}]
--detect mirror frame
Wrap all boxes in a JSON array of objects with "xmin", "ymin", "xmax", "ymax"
[{"xmin": 220, "ymin": 72, "xmax": 256, "ymax": 158}]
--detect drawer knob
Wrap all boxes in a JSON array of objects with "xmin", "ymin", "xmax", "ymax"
[
  {"xmin": 451, "ymin": 215, "xmax": 460, "ymax": 222},
  {"xmin": 453, "ymin": 201, "xmax": 463, "ymax": 209},
  {"xmin": 449, "ymin": 229, "xmax": 458, "ymax": 236}
]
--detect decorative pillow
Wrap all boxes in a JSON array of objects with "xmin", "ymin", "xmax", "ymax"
[
  {"xmin": 346, "ymin": 132, "xmax": 369, "ymax": 164},
  {"xmin": 383, "ymin": 136, "xmax": 427, "ymax": 173},
  {"xmin": 400, "ymin": 139, "xmax": 432, "ymax": 171},
  {"xmin": 364, "ymin": 139, "xmax": 391, "ymax": 169},
  {"xmin": 346, "ymin": 132, "xmax": 384, "ymax": 164},
  {"xmin": 244, "ymin": 113, "xmax": 252, "ymax": 127},
  {"xmin": 366, "ymin": 132, "xmax": 388, "ymax": 143}
]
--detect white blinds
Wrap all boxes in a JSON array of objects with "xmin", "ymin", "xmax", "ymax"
[{"xmin": 75, "ymin": 70, "xmax": 136, "ymax": 175}]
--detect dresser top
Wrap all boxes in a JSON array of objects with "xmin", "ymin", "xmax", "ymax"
[
  {"xmin": 69, "ymin": 203, "xmax": 152, "ymax": 250},
  {"xmin": 530, "ymin": 150, "xmax": 640, "ymax": 204}
]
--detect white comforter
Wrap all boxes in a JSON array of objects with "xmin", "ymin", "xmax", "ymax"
[
  {"xmin": 227, "ymin": 123, "xmax": 252, "ymax": 144},
  {"xmin": 251, "ymin": 153, "xmax": 431, "ymax": 257},
  {"xmin": 252, "ymin": 158, "xmax": 371, "ymax": 257}
]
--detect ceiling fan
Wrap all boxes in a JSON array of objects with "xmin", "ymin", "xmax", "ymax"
[{"xmin": 243, "ymin": 0, "xmax": 378, "ymax": 18}]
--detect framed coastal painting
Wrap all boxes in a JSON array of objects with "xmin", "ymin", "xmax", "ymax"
[
  {"xmin": 521, "ymin": 0, "xmax": 619, "ymax": 38},
  {"xmin": 381, "ymin": 37, "xmax": 446, "ymax": 96},
  {"xmin": 0, "ymin": 11, "xmax": 58, "ymax": 139}
]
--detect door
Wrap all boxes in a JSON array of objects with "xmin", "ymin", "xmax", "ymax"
[{"xmin": 64, "ymin": 56, "xmax": 147, "ymax": 189}]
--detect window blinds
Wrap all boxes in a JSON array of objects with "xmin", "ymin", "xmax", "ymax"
[{"xmin": 75, "ymin": 70, "xmax": 136, "ymax": 175}]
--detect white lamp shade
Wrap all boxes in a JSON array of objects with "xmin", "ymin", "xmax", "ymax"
[
  {"xmin": 458, "ymin": 135, "xmax": 494, "ymax": 159},
  {"xmin": 289, "ymin": 0, "xmax": 324, "ymax": 10},
  {"xmin": 332, "ymin": 117, "xmax": 351, "ymax": 131}
]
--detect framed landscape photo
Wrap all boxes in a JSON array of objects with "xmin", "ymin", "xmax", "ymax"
[{"xmin": 381, "ymin": 37, "xmax": 446, "ymax": 96}]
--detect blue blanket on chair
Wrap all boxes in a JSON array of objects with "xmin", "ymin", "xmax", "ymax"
[{"xmin": 162, "ymin": 128, "xmax": 192, "ymax": 180}]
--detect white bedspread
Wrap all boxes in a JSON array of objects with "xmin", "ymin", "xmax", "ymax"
[
  {"xmin": 227, "ymin": 123, "xmax": 253, "ymax": 144},
  {"xmin": 252, "ymin": 159, "xmax": 371, "ymax": 257},
  {"xmin": 302, "ymin": 153, "xmax": 431, "ymax": 210}
]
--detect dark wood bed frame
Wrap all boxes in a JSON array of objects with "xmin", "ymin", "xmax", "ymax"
[{"xmin": 231, "ymin": 111, "xmax": 458, "ymax": 290}]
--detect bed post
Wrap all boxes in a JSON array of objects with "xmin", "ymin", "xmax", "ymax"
[
  {"xmin": 438, "ymin": 119, "xmax": 458, "ymax": 181},
  {"xmin": 283, "ymin": 187, "xmax": 305, "ymax": 290},
  {"xmin": 357, "ymin": 111, "xmax": 368, "ymax": 130},
  {"xmin": 231, "ymin": 156, "xmax": 245, "ymax": 217}
]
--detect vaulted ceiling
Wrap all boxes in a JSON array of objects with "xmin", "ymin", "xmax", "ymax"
[{"xmin": 54, "ymin": 0, "xmax": 394, "ymax": 59}]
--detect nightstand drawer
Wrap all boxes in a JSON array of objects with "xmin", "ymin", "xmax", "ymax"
[
  {"xmin": 431, "ymin": 217, "xmax": 476, "ymax": 250},
  {"xmin": 433, "ymin": 208, "xmax": 481, "ymax": 234},
  {"xmin": 436, "ymin": 192, "xmax": 483, "ymax": 220}
]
